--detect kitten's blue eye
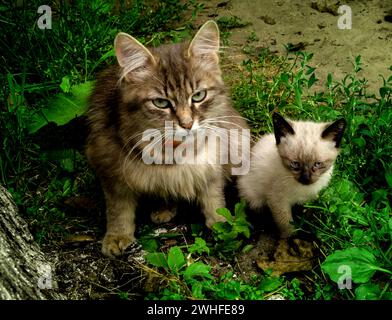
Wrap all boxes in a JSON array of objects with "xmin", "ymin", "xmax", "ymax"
[
  {"xmin": 152, "ymin": 98, "xmax": 170, "ymax": 108},
  {"xmin": 313, "ymin": 162, "xmax": 323, "ymax": 169},
  {"xmin": 290, "ymin": 160, "xmax": 301, "ymax": 170},
  {"xmin": 192, "ymin": 90, "xmax": 207, "ymax": 102}
]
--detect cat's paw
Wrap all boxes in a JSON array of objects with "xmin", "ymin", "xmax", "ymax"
[
  {"xmin": 102, "ymin": 233, "xmax": 135, "ymax": 257},
  {"xmin": 279, "ymin": 225, "xmax": 295, "ymax": 239},
  {"xmin": 205, "ymin": 214, "xmax": 226, "ymax": 229},
  {"xmin": 150, "ymin": 209, "xmax": 177, "ymax": 224}
]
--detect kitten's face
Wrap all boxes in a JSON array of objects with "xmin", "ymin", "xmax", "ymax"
[
  {"xmin": 114, "ymin": 21, "xmax": 227, "ymax": 144},
  {"xmin": 273, "ymin": 113, "xmax": 346, "ymax": 185}
]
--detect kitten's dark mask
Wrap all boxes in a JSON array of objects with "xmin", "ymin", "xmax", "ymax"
[{"xmin": 272, "ymin": 112, "xmax": 346, "ymax": 185}]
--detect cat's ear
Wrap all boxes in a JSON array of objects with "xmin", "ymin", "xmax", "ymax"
[
  {"xmin": 321, "ymin": 118, "xmax": 346, "ymax": 147},
  {"xmin": 272, "ymin": 112, "xmax": 295, "ymax": 144},
  {"xmin": 114, "ymin": 32, "xmax": 156, "ymax": 79},
  {"xmin": 188, "ymin": 20, "xmax": 220, "ymax": 62}
]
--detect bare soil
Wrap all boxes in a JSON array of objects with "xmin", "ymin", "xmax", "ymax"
[{"xmin": 196, "ymin": 0, "xmax": 392, "ymax": 94}]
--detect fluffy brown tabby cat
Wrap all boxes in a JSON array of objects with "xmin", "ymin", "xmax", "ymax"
[{"xmin": 86, "ymin": 21, "xmax": 249, "ymax": 257}]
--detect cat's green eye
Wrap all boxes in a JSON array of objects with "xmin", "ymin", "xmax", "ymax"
[
  {"xmin": 152, "ymin": 98, "xmax": 170, "ymax": 109},
  {"xmin": 192, "ymin": 90, "xmax": 207, "ymax": 102},
  {"xmin": 290, "ymin": 160, "xmax": 301, "ymax": 170}
]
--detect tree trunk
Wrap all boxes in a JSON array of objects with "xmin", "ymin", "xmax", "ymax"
[{"xmin": 0, "ymin": 186, "xmax": 65, "ymax": 299}]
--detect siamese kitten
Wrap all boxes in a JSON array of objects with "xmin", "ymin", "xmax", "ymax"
[
  {"xmin": 238, "ymin": 113, "xmax": 346, "ymax": 237},
  {"xmin": 86, "ymin": 21, "xmax": 249, "ymax": 257}
]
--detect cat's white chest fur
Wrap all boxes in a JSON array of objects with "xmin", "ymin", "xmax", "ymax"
[{"xmin": 124, "ymin": 155, "xmax": 220, "ymax": 200}]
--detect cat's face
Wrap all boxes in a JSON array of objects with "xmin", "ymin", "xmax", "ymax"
[
  {"xmin": 114, "ymin": 21, "xmax": 228, "ymax": 143},
  {"xmin": 273, "ymin": 113, "xmax": 346, "ymax": 185}
]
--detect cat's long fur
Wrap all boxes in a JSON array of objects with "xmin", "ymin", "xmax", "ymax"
[
  {"xmin": 86, "ymin": 21, "xmax": 249, "ymax": 257},
  {"xmin": 238, "ymin": 113, "xmax": 345, "ymax": 237}
]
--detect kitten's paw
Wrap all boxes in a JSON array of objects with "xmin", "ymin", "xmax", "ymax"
[
  {"xmin": 150, "ymin": 208, "xmax": 177, "ymax": 224},
  {"xmin": 102, "ymin": 233, "xmax": 135, "ymax": 257},
  {"xmin": 205, "ymin": 214, "xmax": 226, "ymax": 229}
]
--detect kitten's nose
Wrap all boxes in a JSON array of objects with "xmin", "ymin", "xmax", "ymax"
[{"xmin": 299, "ymin": 171, "xmax": 311, "ymax": 185}]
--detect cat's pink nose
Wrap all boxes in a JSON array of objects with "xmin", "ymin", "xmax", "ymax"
[{"xmin": 180, "ymin": 120, "xmax": 193, "ymax": 130}]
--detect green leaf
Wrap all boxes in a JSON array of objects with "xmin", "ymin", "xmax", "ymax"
[
  {"xmin": 385, "ymin": 171, "xmax": 392, "ymax": 188},
  {"xmin": 140, "ymin": 238, "xmax": 159, "ymax": 252},
  {"xmin": 327, "ymin": 73, "xmax": 333, "ymax": 87},
  {"xmin": 183, "ymin": 262, "xmax": 212, "ymax": 283},
  {"xmin": 259, "ymin": 276, "xmax": 283, "ymax": 292},
  {"xmin": 321, "ymin": 247, "xmax": 380, "ymax": 284},
  {"xmin": 60, "ymin": 158, "xmax": 74, "ymax": 173},
  {"xmin": 60, "ymin": 76, "xmax": 71, "ymax": 93},
  {"xmin": 388, "ymin": 218, "xmax": 392, "ymax": 240},
  {"xmin": 233, "ymin": 224, "xmax": 250, "ymax": 238},
  {"xmin": 352, "ymin": 137, "xmax": 366, "ymax": 149},
  {"xmin": 280, "ymin": 73, "xmax": 289, "ymax": 85},
  {"xmin": 167, "ymin": 246, "xmax": 186, "ymax": 273},
  {"xmin": 145, "ymin": 252, "xmax": 168, "ymax": 270},
  {"xmin": 27, "ymin": 81, "xmax": 94, "ymax": 133},
  {"xmin": 307, "ymin": 73, "xmax": 317, "ymax": 88},
  {"xmin": 216, "ymin": 207, "xmax": 233, "ymax": 223},
  {"xmin": 62, "ymin": 178, "xmax": 72, "ymax": 197},
  {"xmin": 189, "ymin": 237, "xmax": 210, "ymax": 255},
  {"xmin": 234, "ymin": 200, "xmax": 247, "ymax": 220},
  {"xmin": 355, "ymin": 283, "xmax": 381, "ymax": 300},
  {"xmin": 242, "ymin": 244, "xmax": 254, "ymax": 254},
  {"xmin": 190, "ymin": 281, "xmax": 205, "ymax": 299}
]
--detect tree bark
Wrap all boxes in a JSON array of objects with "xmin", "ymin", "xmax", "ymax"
[{"xmin": 0, "ymin": 186, "xmax": 64, "ymax": 299}]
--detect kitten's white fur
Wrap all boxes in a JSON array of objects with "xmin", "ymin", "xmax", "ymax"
[{"xmin": 238, "ymin": 120, "xmax": 340, "ymax": 237}]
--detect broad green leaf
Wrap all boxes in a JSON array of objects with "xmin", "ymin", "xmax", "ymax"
[
  {"xmin": 321, "ymin": 247, "xmax": 380, "ymax": 284},
  {"xmin": 189, "ymin": 237, "xmax": 210, "ymax": 255},
  {"xmin": 233, "ymin": 224, "xmax": 250, "ymax": 238},
  {"xmin": 27, "ymin": 81, "xmax": 94, "ymax": 133},
  {"xmin": 355, "ymin": 283, "xmax": 381, "ymax": 300},
  {"xmin": 234, "ymin": 200, "xmax": 247, "ymax": 220},
  {"xmin": 167, "ymin": 246, "xmax": 186, "ymax": 273},
  {"xmin": 216, "ymin": 207, "xmax": 233, "ymax": 223},
  {"xmin": 183, "ymin": 262, "xmax": 212, "ymax": 283},
  {"xmin": 140, "ymin": 238, "xmax": 159, "ymax": 252},
  {"xmin": 145, "ymin": 252, "xmax": 168, "ymax": 270},
  {"xmin": 259, "ymin": 276, "xmax": 283, "ymax": 293}
]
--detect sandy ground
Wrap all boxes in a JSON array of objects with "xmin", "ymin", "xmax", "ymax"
[{"xmin": 196, "ymin": 0, "xmax": 392, "ymax": 94}]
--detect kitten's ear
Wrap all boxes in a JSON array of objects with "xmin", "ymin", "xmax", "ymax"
[
  {"xmin": 272, "ymin": 112, "xmax": 295, "ymax": 144},
  {"xmin": 188, "ymin": 20, "xmax": 220, "ymax": 62},
  {"xmin": 321, "ymin": 118, "xmax": 346, "ymax": 147},
  {"xmin": 114, "ymin": 32, "xmax": 156, "ymax": 79}
]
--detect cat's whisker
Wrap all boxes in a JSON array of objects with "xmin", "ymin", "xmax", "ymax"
[
  {"xmin": 202, "ymin": 115, "xmax": 249, "ymax": 121},
  {"xmin": 202, "ymin": 119, "xmax": 245, "ymax": 129}
]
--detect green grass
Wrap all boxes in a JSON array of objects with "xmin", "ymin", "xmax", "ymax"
[{"xmin": 0, "ymin": 1, "xmax": 391, "ymax": 300}]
